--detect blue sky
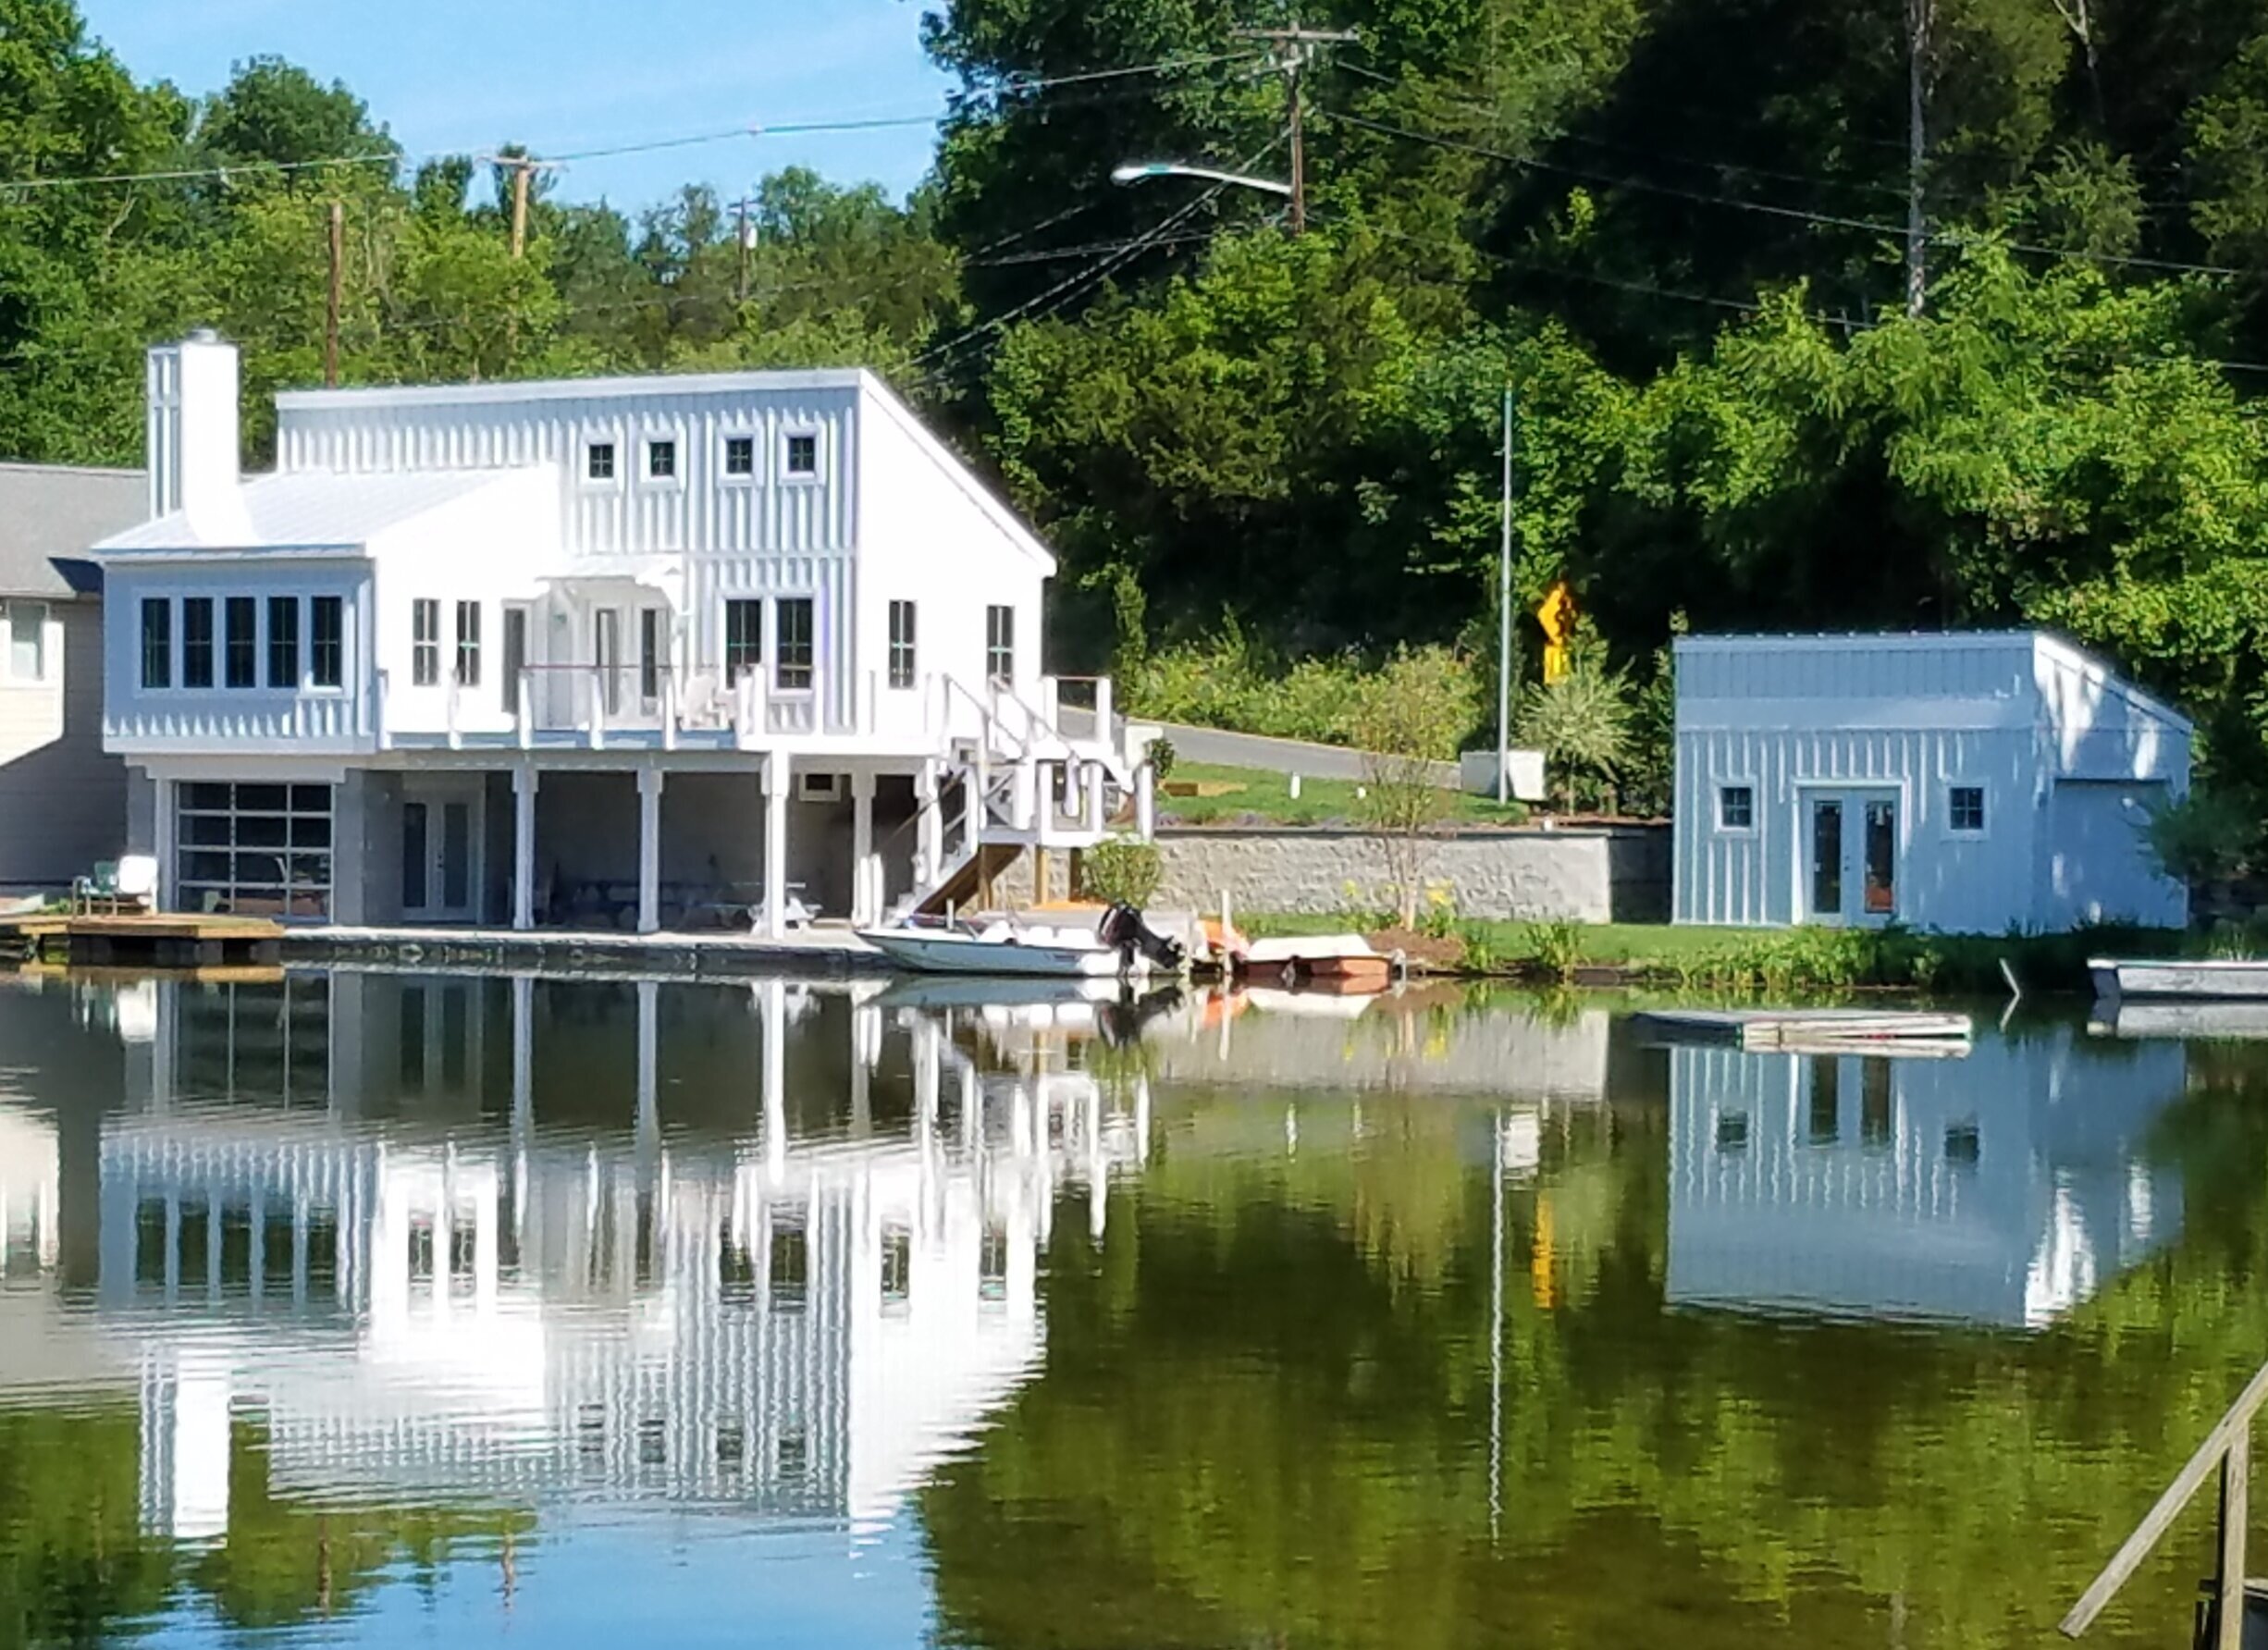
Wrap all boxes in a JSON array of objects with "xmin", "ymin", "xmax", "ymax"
[{"xmin": 80, "ymin": 0, "xmax": 955, "ymax": 212}]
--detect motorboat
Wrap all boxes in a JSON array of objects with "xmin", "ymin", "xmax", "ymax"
[
  {"xmin": 1240, "ymin": 933, "xmax": 1397, "ymax": 990},
  {"xmin": 857, "ymin": 905, "xmax": 1187, "ymax": 979}
]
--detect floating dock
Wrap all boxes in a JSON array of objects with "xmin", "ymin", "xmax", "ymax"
[
  {"xmin": 1632, "ymin": 1006, "xmax": 1974, "ymax": 1053},
  {"xmin": 0, "ymin": 913, "xmax": 285, "ymax": 969}
]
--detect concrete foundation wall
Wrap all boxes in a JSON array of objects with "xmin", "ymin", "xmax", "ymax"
[{"xmin": 1152, "ymin": 825, "xmax": 1670, "ymax": 924}]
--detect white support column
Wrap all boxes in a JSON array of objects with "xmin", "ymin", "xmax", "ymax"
[
  {"xmin": 151, "ymin": 775, "xmax": 176, "ymax": 912},
  {"xmin": 1135, "ymin": 762, "xmax": 1156, "ymax": 840},
  {"xmin": 763, "ymin": 751, "xmax": 791, "ymax": 940},
  {"xmin": 1085, "ymin": 758, "xmax": 1107, "ymax": 834},
  {"xmin": 635, "ymin": 979, "xmax": 659, "ymax": 1146},
  {"xmin": 512, "ymin": 768, "xmax": 538, "ymax": 931},
  {"xmin": 916, "ymin": 761, "xmax": 943, "ymax": 889},
  {"xmin": 1017, "ymin": 757, "xmax": 1039, "ymax": 831},
  {"xmin": 636, "ymin": 769, "xmax": 664, "ymax": 935},
  {"xmin": 850, "ymin": 771, "xmax": 877, "ymax": 926},
  {"xmin": 760, "ymin": 980, "xmax": 787, "ymax": 1184}
]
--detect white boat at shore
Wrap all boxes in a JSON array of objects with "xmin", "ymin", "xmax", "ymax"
[
  {"xmin": 2089, "ymin": 957, "xmax": 2268, "ymax": 1004},
  {"xmin": 858, "ymin": 907, "xmax": 1187, "ymax": 979}
]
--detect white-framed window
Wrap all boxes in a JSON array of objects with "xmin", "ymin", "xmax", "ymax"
[
  {"xmin": 646, "ymin": 437, "xmax": 677, "ymax": 481},
  {"xmin": 721, "ymin": 433, "xmax": 758, "ymax": 480},
  {"xmin": 985, "ymin": 604, "xmax": 1015, "ymax": 684},
  {"xmin": 311, "ymin": 597, "xmax": 344, "ymax": 689},
  {"xmin": 139, "ymin": 597, "xmax": 171, "ymax": 690},
  {"xmin": 783, "ymin": 431, "xmax": 820, "ymax": 480},
  {"xmin": 775, "ymin": 596, "xmax": 814, "ymax": 693},
  {"xmin": 224, "ymin": 596, "xmax": 258, "ymax": 689},
  {"xmin": 181, "ymin": 597, "xmax": 215, "ymax": 689},
  {"xmin": 412, "ymin": 599, "xmax": 440, "ymax": 687},
  {"xmin": 585, "ymin": 440, "xmax": 618, "ymax": 484},
  {"xmin": 455, "ymin": 600, "xmax": 482, "ymax": 688},
  {"xmin": 1719, "ymin": 784, "xmax": 1755, "ymax": 831},
  {"xmin": 724, "ymin": 598, "xmax": 762, "ymax": 686},
  {"xmin": 639, "ymin": 606, "xmax": 665, "ymax": 708},
  {"xmin": 2, "ymin": 600, "xmax": 48, "ymax": 684},
  {"xmin": 175, "ymin": 781, "xmax": 334, "ymax": 920},
  {"xmin": 266, "ymin": 596, "xmax": 300, "ymax": 689},
  {"xmin": 887, "ymin": 599, "xmax": 917, "ymax": 690},
  {"xmin": 1949, "ymin": 784, "xmax": 1986, "ymax": 833}
]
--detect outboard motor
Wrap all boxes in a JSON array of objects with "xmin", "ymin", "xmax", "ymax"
[{"xmin": 1098, "ymin": 903, "xmax": 1187, "ymax": 977}]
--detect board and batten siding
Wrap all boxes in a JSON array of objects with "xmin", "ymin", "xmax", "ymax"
[{"xmin": 0, "ymin": 601, "xmax": 126, "ymax": 882}]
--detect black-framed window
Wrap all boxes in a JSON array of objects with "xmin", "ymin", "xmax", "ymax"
[
  {"xmin": 1719, "ymin": 785, "xmax": 1755, "ymax": 831},
  {"xmin": 775, "ymin": 597, "xmax": 814, "ymax": 693},
  {"xmin": 455, "ymin": 600, "xmax": 482, "ymax": 687},
  {"xmin": 724, "ymin": 435, "xmax": 756, "ymax": 476},
  {"xmin": 888, "ymin": 599, "xmax": 917, "ymax": 691},
  {"xmin": 181, "ymin": 597, "xmax": 215, "ymax": 689},
  {"xmin": 224, "ymin": 597, "xmax": 257, "ymax": 689},
  {"xmin": 724, "ymin": 599, "xmax": 762, "ymax": 686},
  {"xmin": 985, "ymin": 604, "xmax": 1015, "ymax": 684},
  {"xmin": 784, "ymin": 433, "xmax": 818, "ymax": 477},
  {"xmin": 640, "ymin": 607, "xmax": 664, "ymax": 706},
  {"xmin": 1949, "ymin": 785, "xmax": 1986, "ymax": 832},
  {"xmin": 412, "ymin": 599, "xmax": 439, "ymax": 687},
  {"xmin": 587, "ymin": 441, "xmax": 616, "ymax": 481},
  {"xmin": 266, "ymin": 596, "xmax": 300, "ymax": 688},
  {"xmin": 141, "ymin": 597, "xmax": 171, "ymax": 689},
  {"xmin": 647, "ymin": 438, "xmax": 676, "ymax": 480},
  {"xmin": 310, "ymin": 597, "xmax": 343, "ymax": 688}
]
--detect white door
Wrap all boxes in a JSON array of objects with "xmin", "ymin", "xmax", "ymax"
[
  {"xmin": 401, "ymin": 782, "xmax": 482, "ymax": 924},
  {"xmin": 1805, "ymin": 789, "xmax": 1899, "ymax": 925}
]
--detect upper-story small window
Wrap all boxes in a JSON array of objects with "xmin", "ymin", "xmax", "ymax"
[
  {"xmin": 647, "ymin": 438, "xmax": 676, "ymax": 480},
  {"xmin": 724, "ymin": 435, "xmax": 756, "ymax": 477},
  {"xmin": 1719, "ymin": 784, "xmax": 1755, "ymax": 831},
  {"xmin": 181, "ymin": 597, "xmax": 215, "ymax": 689},
  {"xmin": 888, "ymin": 600, "xmax": 917, "ymax": 691},
  {"xmin": 456, "ymin": 600, "xmax": 482, "ymax": 688},
  {"xmin": 586, "ymin": 441, "xmax": 616, "ymax": 482},
  {"xmin": 310, "ymin": 597, "xmax": 344, "ymax": 689},
  {"xmin": 986, "ymin": 604, "xmax": 1015, "ymax": 685},
  {"xmin": 1950, "ymin": 785, "xmax": 1986, "ymax": 832},
  {"xmin": 267, "ymin": 596, "xmax": 300, "ymax": 689},
  {"xmin": 140, "ymin": 598, "xmax": 171, "ymax": 690},
  {"xmin": 412, "ymin": 598, "xmax": 440, "ymax": 687},
  {"xmin": 4, "ymin": 600, "xmax": 47, "ymax": 684},
  {"xmin": 224, "ymin": 597, "xmax": 257, "ymax": 689},
  {"xmin": 784, "ymin": 433, "xmax": 819, "ymax": 479},
  {"xmin": 775, "ymin": 597, "xmax": 814, "ymax": 693}
]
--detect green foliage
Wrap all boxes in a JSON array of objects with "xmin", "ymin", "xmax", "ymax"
[
  {"xmin": 1515, "ymin": 659, "xmax": 1635, "ymax": 811},
  {"xmin": 1078, "ymin": 835, "xmax": 1164, "ymax": 908},
  {"xmin": 1127, "ymin": 636, "xmax": 1480, "ymax": 750},
  {"xmin": 2141, "ymin": 788, "xmax": 2261, "ymax": 887},
  {"xmin": 1350, "ymin": 648, "xmax": 1477, "ymax": 927}
]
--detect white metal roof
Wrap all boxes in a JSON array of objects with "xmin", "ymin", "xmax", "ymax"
[
  {"xmin": 93, "ymin": 467, "xmax": 544, "ymax": 555},
  {"xmin": 274, "ymin": 366, "xmax": 869, "ymax": 413}
]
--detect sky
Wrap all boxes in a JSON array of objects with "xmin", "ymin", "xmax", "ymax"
[{"xmin": 79, "ymin": 0, "xmax": 956, "ymax": 213}]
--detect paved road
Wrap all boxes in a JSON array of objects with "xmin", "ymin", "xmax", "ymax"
[{"xmin": 1055, "ymin": 709, "xmax": 1462, "ymax": 788}]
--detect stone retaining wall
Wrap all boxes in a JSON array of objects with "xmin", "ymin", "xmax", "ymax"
[{"xmin": 1148, "ymin": 824, "xmax": 1670, "ymax": 924}]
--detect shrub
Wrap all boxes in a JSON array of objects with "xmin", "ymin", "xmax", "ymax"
[
  {"xmin": 2141, "ymin": 788, "xmax": 2258, "ymax": 888},
  {"xmin": 1146, "ymin": 735, "xmax": 1177, "ymax": 782},
  {"xmin": 1078, "ymin": 836, "xmax": 1163, "ymax": 908},
  {"xmin": 1350, "ymin": 648, "xmax": 1474, "ymax": 927},
  {"xmin": 1515, "ymin": 662, "xmax": 1635, "ymax": 812},
  {"xmin": 1526, "ymin": 918, "xmax": 1585, "ymax": 984},
  {"xmin": 1126, "ymin": 635, "xmax": 1481, "ymax": 750}
]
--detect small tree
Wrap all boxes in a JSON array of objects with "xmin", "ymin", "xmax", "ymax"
[
  {"xmin": 1078, "ymin": 835, "xmax": 1164, "ymax": 908},
  {"xmin": 1516, "ymin": 662, "xmax": 1634, "ymax": 813},
  {"xmin": 2141, "ymin": 788, "xmax": 2258, "ymax": 890},
  {"xmin": 1350, "ymin": 648, "xmax": 1475, "ymax": 929}
]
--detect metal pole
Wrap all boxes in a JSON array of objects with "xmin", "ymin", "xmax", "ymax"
[
  {"xmin": 1496, "ymin": 385, "xmax": 1514, "ymax": 805},
  {"xmin": 325, "ymin": 200, "xmax": 342, "ymax": 388},
  {"xmin": 1287, "ymin": 46, "xmax": 1306, "ymax": 235}
]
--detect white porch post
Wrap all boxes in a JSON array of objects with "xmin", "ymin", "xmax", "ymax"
[
  {"xmin": 850, "ymin": 771, "xmax": 877, "ymax": 925},
  {"xmin": 151, "ymin": 775, "xmax": 176, "ymax": 913},
  {"xmin": 1135, "ymin": 761, "xmax": 1156, "ymax": 840},
  {"xmin": 917, "ymin": 761, "xmax": 943, "ymax": 888},
  {"xmin": 760, "ymin": 979, "xmax": 787, "ymax": 1184},
  {"xmin": 763, "ymin": 751, "xmax": 792, "ymax": 940},
  {"xmin": 636, "ymin": 769, "xmax": 664, "ymax": 935},
  {"xmin": 1085, "ymin": 759, "xmax": 1107, "ymax": 834},
  {"xmin": 512, "ymin": 768, "xmax": 538, "ymax": 931}
]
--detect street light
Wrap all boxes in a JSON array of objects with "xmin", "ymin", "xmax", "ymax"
[{"xmin": 1110, "ymin": 162, "xmax": 1294, "ymax": 198}]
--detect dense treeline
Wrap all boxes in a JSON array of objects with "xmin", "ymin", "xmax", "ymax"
[{"xmin": 10, "ymin": 0, "xmax": 2268, "ymax": 790}]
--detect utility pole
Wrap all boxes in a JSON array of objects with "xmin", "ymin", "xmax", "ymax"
[
  {"xmin": 1497, "ymin": 385, "xmax": 1515, "ymax": 806},
  {"xmin": 325, "ymin": 199, "xmax": 343, "ymax": 388},
  {"xmin": 481, "ymin": 153, "xmax": 561, "ymax": 260},
  {"xmin": 731, "ymin": 194, "xmax": 758, "ymax": 303},
  {"xmin": 1904, "ymin": 0, "xmax": 1932, "ymax": 317},
  {"xmin": 1233, "ymin": 20, "xmax": 1359, "ymax": 234}
]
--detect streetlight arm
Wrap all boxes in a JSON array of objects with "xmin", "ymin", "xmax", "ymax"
[{"xmin": 1111, "ymin": 162, "xmax": 1294, "ymax": 198}]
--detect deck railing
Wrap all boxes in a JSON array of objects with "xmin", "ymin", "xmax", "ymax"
[{"xmin": 2063, "ymin": 1358, "xmax": 2268, "ymax": 1648}]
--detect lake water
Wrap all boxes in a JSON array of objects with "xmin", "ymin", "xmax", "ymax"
[{"xmin": 0, "ymin": 969, "xmax": 2262, "ymax": 1649}]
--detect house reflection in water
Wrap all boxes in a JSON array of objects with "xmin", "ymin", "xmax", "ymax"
[
  {"xmin": 1666, "ymin": 1027, "xmax": 2188, "ymax": 1328},
  {"xmin": 0, "ymin": 970, "xmax": 1149, "ymax": 1545}
]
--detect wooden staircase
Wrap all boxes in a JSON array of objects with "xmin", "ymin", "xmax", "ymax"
[{"xmin": 912, "ymin": 841, "xmax": 1025, "ymax": 917}]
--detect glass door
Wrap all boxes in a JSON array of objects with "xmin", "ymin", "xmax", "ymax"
[
  {"xmin": 401, "ymin": 786, "xmax": 479, "ymax": 923},
  {"xmin": 1806, "ymin": 789, "xmax": 1899, "ymax": 925},
  {"xmin": 1807, "ymin": 799, "xmax": 1843, "ymax": 921}
]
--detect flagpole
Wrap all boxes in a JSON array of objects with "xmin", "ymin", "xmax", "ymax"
[{"xmin": 1497, "ymin": 385, "xmax": 1514, "ymax": 807}]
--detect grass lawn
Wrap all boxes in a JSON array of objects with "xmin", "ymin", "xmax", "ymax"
[
  {"xmin": 1155, "ymin": 762, "xmax": 1530, "ymax": 828},
  {"xmin": 1240, "ymin": 911, "xmax": 1748, "ymax": 957}
]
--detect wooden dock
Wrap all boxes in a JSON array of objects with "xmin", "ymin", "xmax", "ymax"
[
  {"xmin": 0, "ymin": 913, "xmax": 285, "ymax": 969},
  {"xmin": 1633, "ymin": 1006, "xmax": 1974, "ymax": 1053}
]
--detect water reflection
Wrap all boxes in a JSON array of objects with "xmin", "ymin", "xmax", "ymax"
[{"xmin": 1666, "ymin": 1028, "xmax": 2188, "ymax": 1326}]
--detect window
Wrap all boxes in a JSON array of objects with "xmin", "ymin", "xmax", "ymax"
[
  {"xmin": 501, "ymin": 606, "xmax": 528, "ymax": 712},
  {"xmin": 4, "ymin": 601, "xmax": 46, "ymax": 683},
  {"xmin": 639, "ymin": 607, "xmax": 664, "ymax": 707},
  {"xmin": 724, "ymin": 599, "xmax": 762, "ymax": 686},
  {"xmin": 724, "ymin": 435, "xmax": 756, "ymax": 477},
  {"xmin": 783, "ymin": 432, "xmax": 818, "ymax": 477},
  {"xmin": 1715, "ymin": 1110, "xmax": 1751, "ymax": 1153},
  {"xmin": 775, "ymin": 597, "xmax": 814, "ymax": 693},
  {"xmin": 979, "ymin": 1224, "xmax": 1008, "ymax": 1304},
  {"xmin": 455, "ymin": 600, "xmax": 482, "ymax": 688},
  {"xmin": 888, "ymin": 599, "xmax": 917, "ymax": 691},
  {"xmin": 412, "ymin": 599, "xmax": 439, "ymax": 687},
  {"xmin": 594, "ymin": 609, "xmax": 622, "ymax": 716},
  {"xmin": 221, "ymin": 597, "xmax": 257, "ymax": 688},
  {"xmin": 647, "ymin": 437, "xmax": 676, "ymax": 480},
  {"xmin": 140, "ymin": 598, "xmax": 171, "ymax": 690},
  {"xmin": 1719, "ymin": 784, "xmax": 1754, "ymax": 831},
  {"xmin": 266, "ymin": 596, "xmax": 300, "ymax": 689},
  {"xmin": 881, "ymin": 1225, "xmax": 911, "ymax": 1310},
  {"xmin": 175, "ymin": 781, "xmax": 333, "ymax": 919},
  {"xmin": 768, "ymin": 1220, "xmax": 808, "ymax": 1311},
  {"xmin": 986, "ymin": 604, "xmax": 1015, "ymax": 684},
  {"xmin": 182, "ymin": 597, "xmax": 215, "ymax": 688},
  {"xmin": 1950, "ymin": 784, "xmax": 1986, "ymax": 832},
  {"xmin": 586, "ymin": 441, "xmax": 616, "ymax": 482},
  {"xmin": 310, "ymin": 597, "xmax": 343, "ymax": 688}
]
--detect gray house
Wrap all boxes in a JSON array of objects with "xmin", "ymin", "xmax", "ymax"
[{"xmin": 0, "ymin": 463, "xmax": 145, "ymax": 889}]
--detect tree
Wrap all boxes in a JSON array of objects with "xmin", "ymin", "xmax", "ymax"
[
  {"xmin": 1348, "ymin": 646, "xmax": 1476, "ymax": 928},
  {"xmin": 1517, "ymin": 659, "xmax": 1635, "ymax": 811}
]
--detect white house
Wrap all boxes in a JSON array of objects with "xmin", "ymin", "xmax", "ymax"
[
  {"xmin": 0, "ymin": 462, "xmax": 145, "ymax": 888},
  {"xmin": 92, "ymin": 332, "xmax": 1156, "ymax": 934},
  {"xmin": 1672, "ymin": 631, "xmax": 2191, "ymax": 933}
]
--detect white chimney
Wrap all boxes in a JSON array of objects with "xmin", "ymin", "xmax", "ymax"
[{"xmin": 146, "ymin": 329, "xmax": 240, "ymax": 524}]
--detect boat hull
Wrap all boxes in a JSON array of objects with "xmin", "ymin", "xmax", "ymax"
[
  {"xmin": 2090, "ymin": 958, "xmax": 2268, "ymax": 1004},
  {"xmin": 857, "ymin": 930, "xmax": 1137, "ymax": 979}
]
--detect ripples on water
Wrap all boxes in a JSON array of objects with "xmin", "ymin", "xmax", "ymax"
[{"xmin": 0, "ymin": 969, "xmax": 2265, "ymax": 1648}]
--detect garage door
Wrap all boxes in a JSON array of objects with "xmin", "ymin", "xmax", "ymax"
[{"xmin": 177, "ymin": 782, "xmax": 334, "ymax": 919}]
